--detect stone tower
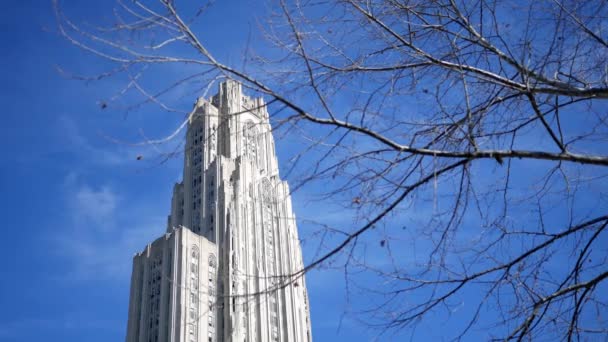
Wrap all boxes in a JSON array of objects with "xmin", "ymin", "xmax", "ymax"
[{"xmin": 125, "ymin": 80, "xmax": 312, "ymax": 342}]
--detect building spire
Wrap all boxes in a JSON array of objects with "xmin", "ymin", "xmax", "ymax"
[{"xmin": 127, "ymin": 80, "xmax": 312, "ymax": 342}]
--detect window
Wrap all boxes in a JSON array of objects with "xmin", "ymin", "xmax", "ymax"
[
  {"xmin": 272, "ymin": 326, "xmax": 279, "ymax": 340},
  {"xmin": 207, "ymin": 254, "xmax": 217, "ymax": 341},
  {"xmin": 209, "ymin": 255, "xmax": 217, "ymax": 269}
]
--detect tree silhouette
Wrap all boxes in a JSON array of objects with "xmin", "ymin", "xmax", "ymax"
[{"xmin": 55, "ymin": 0, "xmax": 608, "ymax": 339}]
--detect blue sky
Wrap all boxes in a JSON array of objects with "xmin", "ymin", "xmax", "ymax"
[
  {"xmin": 2, "ymin": 1, "xmax": 608, "ymax": 341},
  {"xmin": 0, "ymin": 1, "xmax": 384, "ymax": 341}
]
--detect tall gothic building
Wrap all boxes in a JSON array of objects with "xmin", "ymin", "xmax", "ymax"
[{"xmin": 125, "ymin": 81, "xmax": 312, "ymax": 342}]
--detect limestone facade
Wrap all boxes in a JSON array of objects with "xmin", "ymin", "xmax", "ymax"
[{"xmin": 126, "ymin": 81, "xmax": 312, "ymax": 342}]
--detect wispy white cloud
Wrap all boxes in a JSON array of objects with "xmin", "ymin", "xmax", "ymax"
[
  {"xmin": 53, "ymin": 173, "xmax": 166, "ymax": 281},
  {"xmin": 57, "ymin": 115, "xmax": 133, "ymax": 166},
  {"xmin": 56, "ymin": 223, "xmax": 155, "ymax": 280},
  {"xmin": 67, "ymin": 177, "xmax": 118, "ymax": 230},
  {"xmin": 54, "ymin": 114, "xmax": 187, "ymax": 171}
]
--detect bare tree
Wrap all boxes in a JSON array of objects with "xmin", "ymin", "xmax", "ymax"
[{"xmin": 54, "ymin": 0, "xmax": 608, "ymax": 340}]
